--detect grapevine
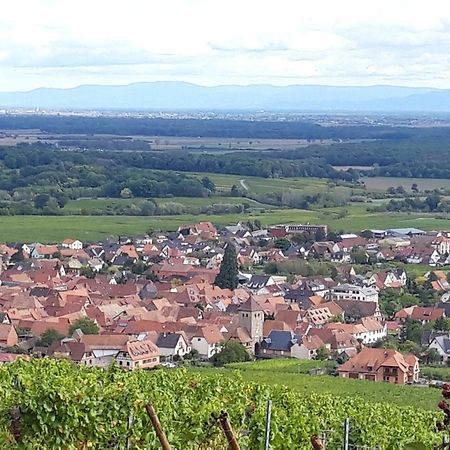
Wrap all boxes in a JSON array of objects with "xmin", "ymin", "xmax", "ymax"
[{"xmin": 0, "ymin": 359, "xmax": 442, "ymax": 449}]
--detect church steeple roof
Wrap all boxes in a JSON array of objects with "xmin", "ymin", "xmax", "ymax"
[{"xmin": 239, "ymin": 297, "xmax": 264, "ymax": 312}]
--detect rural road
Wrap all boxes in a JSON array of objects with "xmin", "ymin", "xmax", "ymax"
[{"xmin": 240, "ymin": 179, "xmax": 249, "ymax": 191}]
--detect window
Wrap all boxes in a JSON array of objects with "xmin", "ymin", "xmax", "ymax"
[{"xmin": 127, "ymin": 361, "xmax": 130, "ymax": 367}]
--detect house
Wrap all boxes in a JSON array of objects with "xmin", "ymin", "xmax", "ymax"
[
  {"xmin": 155, "ymin": 332, "xmax": 191, "ymax": 361},
  {"xmin": 431, "ymin": 236, "xmax": 450, "ymax": 255},
  {"xmin": 406, "ymin": 248, "xmax": 440, "ymax": 266},
  {"xmin": 62, "ymin": 239, "xmax": 83, "ymax": 250},
  {"xmin": 333, "ymin": 236, "xmax": 368, "ymax": 253},
  {"xmin": 395, "ymin": 306, "xmax": 445, "ymax": 324},
  {"xmin": 294, "ymin": 335, "xmax": 327, "ymax": 360},
  {"xmin": 270, "ymin": 224, "xmax": 328, "ymax": 237},
  {"xmin": 365, "ymin": 270, "xmax": 406, "ymax": 290},
  {"xmin": 0, "ymin": 313, "xmax": 12, "ymax": 325},
  {"xmin": 245, "ymin": 275, "xmax": 276, "ymax": 292},
  {"xmin": 337, "ymin": 348, "xmax": 419, "ymax": 384},
  {"xmin": 428, "ymin": 335, "xmax": 450, "ymax": 362},
  {"xmin": 328, "ymin": 284, "xmax": 379, "ymax": 303},
  {"xmin": 324, "ymin": 318, "xmax": 387, "ymax": 345},
  {"xmin": 178, "ymin": 222, "xmax": 218, "ymax": 239},
  {"xmin": 259, "ymin": 330, "xmax": 302, "ymax": 358},
  {"xmin": 0, "ymin": 323, "xmax": 18, "ymax": 347},
  {"xmin": 305, "ymin": 302, "xmax": 344, "ymax": 327},
  {"xmin": 31, "ymin": 244, "xmax": 59, "ymax": 259},
  {"xmin": 309, "ymin": 242, "xmax": 335, "ymax": 259},
  {"xmin": 238, "ymin": 248, "xmax": 261, "ymax": 266},
  {"xmin": 308, "ymin": 328, "xmax": 359, "ymax": 356},
  {"xmin": 335, "ymin": 300, "xmax": 382, "ymax": 322},
  {"xmin": 116, "ymin": 339, "xmax": 160, "ymax": 370},
  {"xmin": 191, "ymin": 325, "xmax": 224, "ymax": 358},
  {"xmin": 49, "ymin": 334, "xmax": 130, "ymax": 367}
]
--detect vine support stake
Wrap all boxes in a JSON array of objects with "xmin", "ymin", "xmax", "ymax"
[
  {"xmin": 344, "ymin": 417, "xmax": 350, "ymax": 450},
  {"xmin": 264, "ymin": 400, "xmax": 272, "ymax": 450},
  {"xmin": 145, "ymin": 403, "xmax": 172, "ymax": 450},
  {"xmin": 126, "ymin": 410, "xmax": 134, "ymax": 450},
  {"xmin": 10, "ymin": 406, "xmax": 22, "ymax": 443},
  {"xmin": 218, "ymin": 411, "xmax": 241, "ymax": 450}
]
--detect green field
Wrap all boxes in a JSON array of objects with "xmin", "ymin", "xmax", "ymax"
[
  {"xmin": 164, "ymin": 171, "xmax": 336, "ymax": 195},
  {"xmin": 1, "ymin": 205, "xmax": 450, "ymax": 242},
  {"xmin": 63, "ymin": 196, "xmax": 270, "ymax": 214},
  {"xmin": 364, "ymin": 176, "xmax": 450, "ymax": 192},
  {"xmin": 193, "ymin": 359, "xmax": 440, "ymax": 411}
]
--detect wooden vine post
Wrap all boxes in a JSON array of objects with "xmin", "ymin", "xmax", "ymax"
[
  {"xmin": 311, "ymin": 435, "xmax": 325, "ymax": 450},
  {"xmin": 218, "ymin": 411, "xmax": 241, "ymax": 450},
  {"xmin": 145, "ymin": 403, "xmax": 172, "ymax": 450}
]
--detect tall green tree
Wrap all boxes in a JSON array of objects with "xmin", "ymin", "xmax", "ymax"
[
  {"xmin": 210, "ymin": 341, "xmax": 250, "ymax": 367},
  {"xmin": 69, "ymin": 317, "xmax": 99, "ymax": 335},
  {"xmin": 214, "ymin": 242, "xmax": 239, "ymax": 290},
  {"xmin": 38, "ymin": 328, "xmax": 64, "ymax": 347}
]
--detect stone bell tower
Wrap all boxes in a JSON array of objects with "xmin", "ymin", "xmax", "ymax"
[{"xmin": 238, "ymin": 297, "xmax": 264, "ymax": 351}]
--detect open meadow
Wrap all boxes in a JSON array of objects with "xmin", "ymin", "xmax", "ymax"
[
  {"xmin": 363, "ymin": 176, "xmax": 450, "ymax": 192},
  {"xmin": 1, "ymin": 204, "xmax": 450, "ymax": 242},
  {"xmin": 63, "ymin": 196, "xmax": 271, "ymax": 214}
]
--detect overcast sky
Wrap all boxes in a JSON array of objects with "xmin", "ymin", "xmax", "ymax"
[{"xmin": 2, "ymin": 0, "xmax": 450, "ymax": 91}]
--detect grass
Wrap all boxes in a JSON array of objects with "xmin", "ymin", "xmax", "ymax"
[
  {"xmin": 364, "ymin": 177, "xmax": 450, "ymax": 192},
  {"xmin": 225, "ymin": 358, "xmax": 336, "ymax": 373},
  {"xmin": 421, "ymin": 366, "xmax": 450, "ymax": 381},
  {"xmin": 160, "ymin": 171, "xmax": 336, "ymax": 195},
  {"xmin": 1, "ymin": 205, "xmax": 450, "ymax": 242},
  {"xmin": 63, "ymin": 196, "xmax": 270, "ymax": 213},
  {"xmin": 191, "ymin": 359, "xmax": 440, "ymax": 411}
]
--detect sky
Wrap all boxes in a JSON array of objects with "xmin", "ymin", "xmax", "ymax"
[{"xmin": 2, "ymin": 0, "xmax": 450, "ymax": 91}]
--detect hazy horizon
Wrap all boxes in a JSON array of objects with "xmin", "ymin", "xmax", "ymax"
[
  {"xmin": 0, "ymin": 80, "xmax": 445, "ymax": 94},
  {"xmin": 2, "ymin": 0, "xmax": 450, "ymax": 92}
]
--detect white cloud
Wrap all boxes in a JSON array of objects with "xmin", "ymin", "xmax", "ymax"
[{"xmin": 1, "ymin": 0, "xmax": 450, "ymax": 90}]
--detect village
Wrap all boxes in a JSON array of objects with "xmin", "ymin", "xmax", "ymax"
[{"xmin": 1, "ymin": 221, "xmax": 450, "ymax": 385}]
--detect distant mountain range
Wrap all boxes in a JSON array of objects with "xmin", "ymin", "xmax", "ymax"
[{"xmin": 1, "ymin": 81, "xmax": 450, "ymax": 112}]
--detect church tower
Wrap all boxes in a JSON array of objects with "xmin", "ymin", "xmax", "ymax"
[{"xmin": 239, "ymin": 297, "xmax": 264, "ymax": 351}]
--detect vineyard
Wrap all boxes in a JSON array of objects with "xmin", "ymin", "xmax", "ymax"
[
  {"xmin": 0, "ymin": 359, "xmax": 443, "ymax": 449},
  {"xmin": 197, "ymin": 359, "xmax": 441, "ymax": 411}
]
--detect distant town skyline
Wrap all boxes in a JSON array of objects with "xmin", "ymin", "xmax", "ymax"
[{"xmin": 2, "ymin": 0, "xmax": 450, "ymax": 91}]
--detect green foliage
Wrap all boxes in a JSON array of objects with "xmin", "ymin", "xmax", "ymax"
[
  {"xmin": 433, "ymin": 317, "xmax": 450, "ymax": 332},
  {"xmin": 422, "ymin": 349, "xmax": 442, "ymax": 365},
  {"xmin": 37, "ymin": 329, "xmax": 64, "ymax": 347},
  {"xmin": 402, "ymin": 318, "xmax": 424, "ymax": 344},
  {"xmin": 79, "ymin": 266, "xmax": 96, "ymax": 279},
  {"xmin": 214, "ymin": 242, "xmax": 239, "ymax": 290},
  {"xmin": 264, "ymin": 259, "xmax": 335, "ymax": 277},
  {"xmin": 421, "ymin": 365, "xmax": 450, "ymax": 381},
  {"xmin": 314, "ymin": 346, "xmax": 330, "ymax": 361},
  {"xmin": 0, "ymin": 359, "xmax": 442, "ymax": 449},
  {"xmin": 273, "ymin": 237, "xmax": 291, "ymax": 251},
  {"xmin": 350, "ymin": 247, "xmax": 369, "ymax": 264},
  {"xmin": 210, "ymin": 341, "xmax": 251, "ymax": 367},
  {"xmin": 201, "ymin": 176, "xmax": 216, "ymax": 193},
  {"xmin": 68, "ymin": 317, "xmax": 99, "ymax": 336}
]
